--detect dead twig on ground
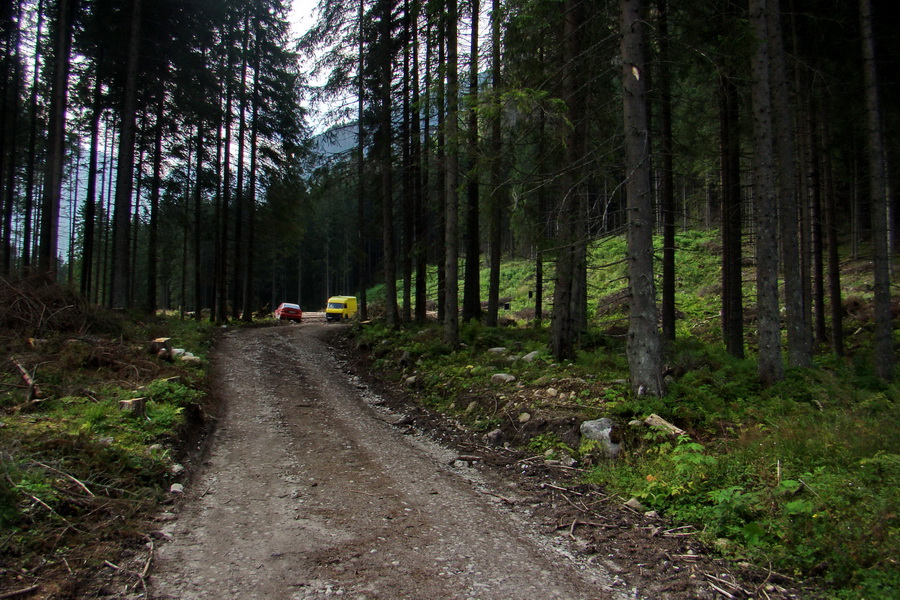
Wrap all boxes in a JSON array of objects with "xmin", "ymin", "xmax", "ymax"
[
  {"xmin": 104, "ymin": 559, "xmax": 149, "ymax": 598},
  {"xmin": 539, "ymin": 482, "xmax": 583, "ymax": 495},
  {"xmin": 9, "ymin": 359, "xmax": 42, "ymax": 399},
  {"xmin": 28, "ymin": 460, "xmax": 95, "ymax": 497},
  {"xmin": 480, "ymin": 490, "xmax": 514, "ymax": 504},
  {"xmin": 0, "ymin": 585, "xmax": 41, "ymax": 599}
]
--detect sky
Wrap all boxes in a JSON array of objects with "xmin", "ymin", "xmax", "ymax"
[{"xmin": 290, "ymin": 0, "xmax": 319, "ymax": 38}]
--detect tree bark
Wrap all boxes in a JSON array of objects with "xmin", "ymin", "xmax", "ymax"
[
  {"xmin": 110, "ymin": 0, "xmax": 142, "ymax": 309},
  {"xmin": 621, "ymin": 0, "xmax": 665, "ymax": 396},
  {"xmin": 768, "ymin": 0, "xmax": 811, "ymax": 367},
  {"xmin": 355, "ymin": 0, "xmax": 368, "ymax": 322},
  {"xmin": 436, "ymin": 11, "xmax": 447, "ymax": 323},
  {"xmin": 550, "ymin": 0, "xmax": 585, "ymax": 361},
  {"xmin": 243, "ymin": 21, "xmax": 261, "ymax": 323},
  {"xmin": 146, "ymin": 80, "xmax": 165, "ymax": 314},
  {"xmin": 193, "ymin": 124, "xmax": 204, "ymax": 321},
  {"xmin": 81, "ymin": 69, "xmax": 102, "ymax": 298},
  {"xmin": 819, "ymin": 103, "xmax": 843, "ymax": 356},
  {"xmin": 401, "ymin": 0, "xmax": 413, "ymax": 322},
  {"xmin": 657, "ymin": 0, "xmax": 675, "ymax": 343},
  {"xmin": 413, "ymin": 0, "xmax": 427, "ymax": 323},
  {"xmin": 749, "ymin": 0, "xmax": 784, "ymax": 386},
  {"xmin": 462, "ymin": 0, "xmax": 481, "ymax": 323},
  {"xmin": 444, "ymin": 0, "xmax": 460, "ymax": 345},
  {"xmin": 233, "ymin": 16, "xmax": 250, "ymax": 320},
  {"xmin": 859, "ymin": 0, "xmax": 894, "ymax": 380},
  {"xmin": 39, "ymin": 0, "xmax": 78, "ymax": 277},
  {"xmin": 486, "ymin": 0, "xmax": 503, "ymax": 328},
  {"xmin": 720, "ymin": 64, "xmax": 744, "ymax": 358},
  {"xmin": 21, "ymin": 0, "xmax": 45, "ymax": 271},
  {"xmin": 377, "ymin": 0, "xmax": 399, "ymax": 326}
]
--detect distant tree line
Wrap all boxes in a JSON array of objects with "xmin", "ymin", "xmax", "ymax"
[{"xmin": 0, "ymin": 0, "xmax": 305, "ymax": 321}]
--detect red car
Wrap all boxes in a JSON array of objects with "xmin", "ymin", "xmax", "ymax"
[{"xmin": 274, "ymin": 302, "xmax": 303, "ymax": 322}]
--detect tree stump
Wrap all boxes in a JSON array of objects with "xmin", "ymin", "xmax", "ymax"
[
  {"xmin": 119, "ymin": 398, "xmax": 147, "ymax": 418},
  {"xmin": 149, "ymin": 338, "xmax": 173, "ymax": 361}
]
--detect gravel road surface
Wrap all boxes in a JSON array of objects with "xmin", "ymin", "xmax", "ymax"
[{"xmin": 148, "ymin": 323, "xmax": 626, "ymax": 600}]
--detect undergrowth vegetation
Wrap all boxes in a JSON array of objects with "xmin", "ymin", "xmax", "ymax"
[
  {"xmin": 356, "ymin": 229, "xmax": 898, "ymax": 599},
  {"xmin": 1, "ymin": 284, "xmax": 212, "ymax": 588}
]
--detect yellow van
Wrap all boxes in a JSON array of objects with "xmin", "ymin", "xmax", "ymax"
[{"xmin": 325, "ymin": 296, "xmax": 358, "ymax": 322}]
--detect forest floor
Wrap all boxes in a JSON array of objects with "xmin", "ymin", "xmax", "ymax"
[{"xmin": 96, "ymin": 319, "xmax": 818, "ymax": 600}]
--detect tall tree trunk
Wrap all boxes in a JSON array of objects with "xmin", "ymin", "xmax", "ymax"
[
  {"xmin": 768, "ymin": 0, "xmax": 811, "ymax": 367},
  {"xmin": 806, "ymin": 104, "xmax": 826, "ymax": 346},
  {"xmin": 129, "ymin": 146, "xmax": 143, "ymax": 306},
  {"xmin": 750, "ymin": 0, "xmax": 784, "ymax": 386},
  {"xmin": 401, "ymin": 0, "xmax": 413, "ymax": 322},
  {"xmin": 859, "ymin": 0, "xmax": 893, "ymax": 380},
  {"xmin": 413, "ymin": 0, "xmax": 426, "ymax": 323},
  {"xmin": 39, "ymin": 0, "xmax": 77, "ymax": 277},
  {"xmin": 81, "ymin": 70, "xmax": 102, "ymax": 298},
  {"xmin": 444, "ymin": 0, "xmax": 460, "ymax": 345},
  {"xmin": 356, "ymin": 0, "xmax": 368, "ymax": 322},
  {"xmin": 193, "ymin": 124, "xmax": 204, "ymax": 321},
  {"xmin": 217, "ymin": 49, "xmax": 234, "ymax": 324},
  {"xmin": 110, "ymin": 0, "xmax": 142, "ymax": 309},
  {"xmin": 720, "ymin": 62, "xmax": 744, "ymax": 357},
  {"xmin": 534, "ymin": 95, "xmax": 546, "ymax": 325},
  {"xmin": 146, "ymin": 81, "xmax": 165, "ymax": 314},
  {"xmin": 22, "ymin": 0, "xmax": 45, "ymax": 272},
  {"xmin": 820, "ymin": 104, "xmax": 843, "ymax": 356},
  {"xmin": 657, "ymin": 0, "xmax": 675, "ymax": 342},
  {"xmin": 550, "ymin": 0, "xmax": 584, "ymax": 361},
  {"xmin": 378, "ymin": 0, "xmax": 399, "ymax": 325},
  {"xmin": 1, "ymin": 0, "xmax": 23, "ymax": 276},
  {"xmin": 462, "ymin": 0, "xmax": 481, "ymax": 323},
  {"xmin": 233, "ymin": 16, "xmax": 250, "ymax": 320},
  {"xmin": 486, "ymin": 0, "xmax": 503, "ymax": 328},
  {"xmin": 242, "ymin": 36, "xmax": 260, "ymax": 323},
  {"xmin": 622, "ymin": 0, "xmax": 665, "ymax": 396},
  {"xmin": 435, "ymin": 10, "xmax": 446, "ymax": 323}
]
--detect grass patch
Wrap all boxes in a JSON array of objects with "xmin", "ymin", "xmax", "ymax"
[{"xmin": 1, "ymin": 311, "xmax": 212, "ymax": 583}]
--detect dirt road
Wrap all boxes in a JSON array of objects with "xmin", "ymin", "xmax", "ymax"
[{"xmin": 148, "ymin": 323, "xmax": 627, "ymax": 600}]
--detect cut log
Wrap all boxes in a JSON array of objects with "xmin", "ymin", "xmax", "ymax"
[{"xmin": 643, "ymin": 413, "xmax": 685, "ymax": 437}]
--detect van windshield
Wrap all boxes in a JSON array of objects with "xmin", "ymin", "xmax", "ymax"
[{"xmin": 328, "ymin": 302, "xmax": 345, "ymax": 309}]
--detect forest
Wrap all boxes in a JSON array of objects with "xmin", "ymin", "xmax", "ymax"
[
  {"xmin": 0, "ymin": 0, "xmax": 898, "ymax": 596},
  {"xmin": 0, "ymin": 0, "xmax": 897, "ymax": 388}
]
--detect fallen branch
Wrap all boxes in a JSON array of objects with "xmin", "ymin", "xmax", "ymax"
[
  {"xmin": 104, "ymin": 560, "xmax": 148, "ymax": 598},
  {"xmin": 28, "ymin": 460, "xmax": 95, "ymax": 496},
  {"xmin": 0, "ymin": 585, "xmax": 40, "ymax": 599},
  {"xmin": 142, "ymin": 535, "xmax": 155, "ymax": 577},
  {"xmin": 10, "ymin": 359, "xmax": 42, "ymax": 399},
  {"xmin": 644, "ymin": 413, "xmax": 685, "ymax": 437},
  {"xmin": 707, "ymin": 581, "xmax": 735, "ymax": 599},
  {"xmin": 480, "ymin": 490, "xmax": 514, "ymax": 504},
  {"xmin": 704, "ymin": 573, "xmax": 747, "ymax": 594},
  {"xmin": 539, "ymin": 482, "xmax": 583, "ymax": 496}
]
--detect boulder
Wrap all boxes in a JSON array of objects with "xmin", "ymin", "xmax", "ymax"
[
  {"xmin": 485, "ymin": 428, "xmax": 505, "ymax": 446},
  {"xmin": 491, "ymin": 373, "xmax": 516, "ymax": 384},
  {"xmin": 580, "ymin": 417, "xmax": 622, "ymax": 459},
  {"xmin": 522, "ymin": 350, "xmax": 541, "ymax": 363}
]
